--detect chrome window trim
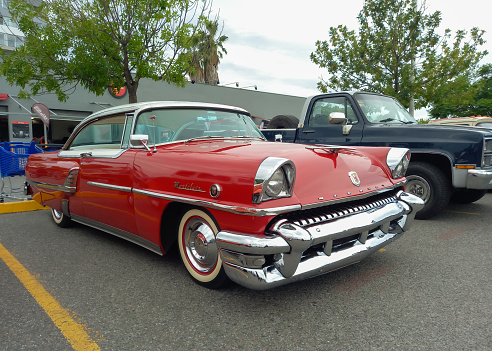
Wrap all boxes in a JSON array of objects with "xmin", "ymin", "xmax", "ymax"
[{"xmin": 57, "ymin": 149, "xmax": 127, "ymax": 159}]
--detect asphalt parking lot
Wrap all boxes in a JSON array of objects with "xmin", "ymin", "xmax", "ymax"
[{"xmin": 1, "ymin": 195, "xmax": 491, "ymax": 350}]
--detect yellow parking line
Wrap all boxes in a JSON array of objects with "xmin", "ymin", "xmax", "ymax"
[
  {"xmin": 0, "ymin": 243, "xmax": 100, "ymax": 351},
  {"xmin": 444, "ymin": 210, "xmax": 481, "ymax": 216}
]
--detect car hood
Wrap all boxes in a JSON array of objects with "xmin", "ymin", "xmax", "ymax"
[{"xmin": 136, "ymin": 139, "xmax": 401, "ymax": 209}]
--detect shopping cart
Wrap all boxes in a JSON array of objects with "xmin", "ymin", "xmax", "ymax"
[{"xmin": 0, "ymin": 142, "xmax": 43, "ymax": 202}]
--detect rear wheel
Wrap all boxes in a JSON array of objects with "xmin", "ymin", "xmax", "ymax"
[
  {"xmin": 405, "ymin": 162, "xmax": 452, "ymax": 219},
  {"xmin": 450, "ymin": 189, "xmax": 487, "ymax": 204},
  {"xmin": 178, "ymin": 209, "xmax": 228, "ymax": 289},
  {"xmin": 51, "ymin": 208, "xmax": 72, "ymax": 228}
]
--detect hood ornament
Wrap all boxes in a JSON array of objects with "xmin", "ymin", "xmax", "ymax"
[{"xmin": 348, "ymin": 171, "xmax": 360, "ymax": 187}]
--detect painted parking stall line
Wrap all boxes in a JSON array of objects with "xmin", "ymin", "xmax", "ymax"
[{"xmin": 0, "ymin": 243, "xmax": 101, "ymax": 351}]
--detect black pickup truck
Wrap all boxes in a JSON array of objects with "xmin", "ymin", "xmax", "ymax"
[{"xmin": 262, "ymin": 91, "xmax": 492, "ymax": 219}]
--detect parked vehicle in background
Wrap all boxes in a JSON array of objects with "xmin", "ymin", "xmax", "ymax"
[
  {"xmin": 428, "ymin": 116, "xmax": 492, "ymax": 129},
  {"xmin": 25, "ymin": 101, "xmax": 423, "ymax": 290},
  {"xmin": 262, "ymin": 92, "xmax": 492, "ymax": 219}
]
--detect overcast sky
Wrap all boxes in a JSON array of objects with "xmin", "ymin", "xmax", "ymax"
[{"xmin": 210, "ymin": 0, "xmax": 492, "ymax": 117}]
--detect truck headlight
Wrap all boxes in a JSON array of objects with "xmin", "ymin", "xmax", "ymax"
[
  {"xmin": 386, "ymin": 148, "xmax": 411, "ymax": 179},
  {"xmin": 253, "ymin": 157, "xmax": 296, "ymax": 204}
]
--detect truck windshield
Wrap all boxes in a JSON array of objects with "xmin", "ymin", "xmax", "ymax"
[{"xmin": 355, "ymin": 93, "xmax": 418, "ymax": 124}]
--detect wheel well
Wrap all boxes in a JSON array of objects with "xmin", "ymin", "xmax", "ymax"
[
  {"xmin": 160, "ymin": 202, "xmax": 190, "ymax": 253},
  {"xmin": 160, "ymin": 203, "xmax": 220, "ymax": 254},
  {"xmin": 409, "ymin": 153, "xmax": 452, "ymax": 182}
]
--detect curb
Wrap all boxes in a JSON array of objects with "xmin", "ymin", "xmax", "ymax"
[{"xmin": 0, "ymin": 200, "xmax": 49, "ymax": 214}]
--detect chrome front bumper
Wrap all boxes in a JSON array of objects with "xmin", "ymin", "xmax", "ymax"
[
  {"xmin": 216, "ymin": 191, "xmax": 424, "ymax": 290},
  {"xmin": 466, "ymin": 169, "xmax": 492, "ymax": 189}
]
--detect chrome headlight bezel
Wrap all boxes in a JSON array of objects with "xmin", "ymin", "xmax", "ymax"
[
  {"xmin": 386, "ymin": 148, "xmax": 411, "ymax": 179},
  {"xmin": 252, "ymin": 157, "xmax": 296, "ymax": 204}
]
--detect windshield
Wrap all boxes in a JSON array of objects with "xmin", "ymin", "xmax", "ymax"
[
  {"xmin": 355, "ymin": 93, "xmax": 417, "ymax": 124},
  {"xmin": 135, "ymin": 108, "xmax": 265, "ymax": 144}
]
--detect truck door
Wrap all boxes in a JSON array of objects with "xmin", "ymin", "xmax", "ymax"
[{"xmin": 297, "ymin": 95, "xmax": 363, "ymax": 145}]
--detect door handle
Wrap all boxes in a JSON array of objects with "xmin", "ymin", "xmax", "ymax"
[
  {"xmin": 80, "ymin": 152, "xmax": 92, "ymax": 158},
  {"xmin": 302, "ymin": 130, "xmax": 315, "ymax": 134}
]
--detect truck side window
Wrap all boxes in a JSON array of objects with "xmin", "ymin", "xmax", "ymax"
[{"xmin": 307, "ymin": 97, "xmax": 358, "ymax": 126}]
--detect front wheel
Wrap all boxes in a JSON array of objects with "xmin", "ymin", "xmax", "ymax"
[
  {"xmin": 405, "ymin": 162, "xmax": 452, "ymax": 219},
  {"xmin": 178, "ymin": 208, "xmax": 229, "ymax": 289},
  {"xmin": 51, "ymin": 208, "xmax": 72, "ymax": 228}
]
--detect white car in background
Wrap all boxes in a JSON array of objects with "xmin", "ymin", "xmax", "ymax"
[{"xmin": 428, "ymin": 116, "xmax": 492, "ymax": 129}]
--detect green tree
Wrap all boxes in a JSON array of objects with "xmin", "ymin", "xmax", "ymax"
[
  {"xmin": 430, "ymin": 64, "xmax": 492, "ymax": 118},
  {"xmin": 0, "ymin": 0, "xmax": 211, "ymax": 103},
  {"xmin": 310, "ymin": 0, "xmax": 487, "ymax": 114},
  {"xmin": 188, "ymin": 17, "xmax": 228, "ymax": 85}
]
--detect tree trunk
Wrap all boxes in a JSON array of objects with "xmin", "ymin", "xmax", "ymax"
[
  {"xmin": 189, "ymin": 65, "xmax": 205, "ymax": 83},
  {"xmin": 204, "ymin": 52, "xmax": 219, "ymax": 85},
  {"xmin": 127, "ymin": 81, "xmax": 139, "ymax": 103}
]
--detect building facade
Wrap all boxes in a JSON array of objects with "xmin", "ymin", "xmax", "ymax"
[{"xmin": 1, "ymin": 76, "xmax": 306, "ymax": 144}]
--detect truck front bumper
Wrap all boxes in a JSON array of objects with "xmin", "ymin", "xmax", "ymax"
[
  {"xmin": 466, "ymin": 169, "xmax": 492, "ymax": 189},
  {"xmin": 216, "ymin": 191, "xmax": 424, "ymax": 290}
]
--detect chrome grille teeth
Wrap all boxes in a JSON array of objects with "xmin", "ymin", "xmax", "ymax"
[{"xmin": 291, "ymin": 195, "xmax": 398, "ymax": 228}]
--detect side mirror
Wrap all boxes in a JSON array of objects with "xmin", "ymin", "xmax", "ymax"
[
  {"xmin": 130, "ymin": 134, "xmax": 151, "ymax": 151},
  {"xmin": 329, "ymin": 112, "xmax": 347, "ymax": 124}
]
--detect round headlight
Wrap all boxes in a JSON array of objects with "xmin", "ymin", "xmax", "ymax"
[{"xmin": 265, "ymin": 168, "xmax": 285, "ymax": 197}]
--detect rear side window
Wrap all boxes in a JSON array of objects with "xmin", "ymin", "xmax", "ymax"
[{"xmin": 70, "ymin": 115, "xmax": 126, "ymax": 149}]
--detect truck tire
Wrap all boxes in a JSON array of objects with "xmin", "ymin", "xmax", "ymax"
[
  {"xmin": 267, "ymin": 115, "xmax": 299, "ymax": 129},
  {"xmin": 405, "ymin": 162, "xmax": 452, "ymax": 219},
  {"xmin": 450, "ymin": 189, "xmax": 487, "ymax": 204}
]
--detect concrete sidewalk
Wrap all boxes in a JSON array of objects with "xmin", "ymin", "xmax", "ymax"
[{"xmin": 0, "ymin": 175, "xmax": 48, "ymax": 213}]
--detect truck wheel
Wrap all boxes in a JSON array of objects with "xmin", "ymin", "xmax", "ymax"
[
  {"xmin": 178, "ymin": 209, "xmax": 229, "ymax": 289},
  {"xmin": 405, "ymin": 162, "xmax": 452, "ymax": 219},
  {"xmin": 450, "ymin": 189, "xmax": 487, "ymax": 204},
  {"xmin": 51, "ymin": 208, "xmax": 72, "ymax": 228},
  {"xmin": 267, "ymin": 115, "xmax": 299, "ymax": 129}
]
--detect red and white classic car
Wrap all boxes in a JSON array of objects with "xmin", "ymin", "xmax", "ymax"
[{"xmin": 26, "ymin": 101, "xmax": 423, "ymax": 290}]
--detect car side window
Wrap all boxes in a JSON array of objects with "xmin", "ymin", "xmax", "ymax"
[
  {"xmin": 307, "ymin": 97, "xmax": 358, "ymax": 127},
  {"xmin": 70, "ymin": 115, "xmax": 126, "ymax": 149}
]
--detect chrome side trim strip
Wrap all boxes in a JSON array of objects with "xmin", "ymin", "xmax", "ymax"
[
  {"xmin": 27, "ymin": 180, "xmax": 74, "ymax": 193},
  {"xmin": 133, "ymin": 188, "xmax": 301, "ymax": 216},
  {"xmin": 87, "ymin": 181, "xmax": 132, "ymax": 193},
  {"xmin": 70, "ymin": 214, "xmax": 163, "ymax": 255}
]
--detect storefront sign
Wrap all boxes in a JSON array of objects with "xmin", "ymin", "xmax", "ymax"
[{"xmin": 109, "ymin": 84, "xmax": 127, "ymax": 98}]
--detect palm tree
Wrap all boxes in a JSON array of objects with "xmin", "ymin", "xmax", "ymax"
[{"xmin": 189, "ymin": 18, "xmax": 228, "ymax": 85}]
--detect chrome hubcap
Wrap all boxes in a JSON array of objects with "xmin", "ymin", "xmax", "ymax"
[
  {"xmin": 52, "ymin": 209, "xmax": 62, "ymax": 220},
  {"xmin": 406, "ymin": 175, "xmax": 431, "ymax": 203},
  {"xmin": 184, "ymin": 219, "xmax": 218, "ymax": 273}
]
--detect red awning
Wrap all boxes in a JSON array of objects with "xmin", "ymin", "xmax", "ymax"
[{"xmin": 0, "ymin": 94, "xmax": 8, "ymax": 100}]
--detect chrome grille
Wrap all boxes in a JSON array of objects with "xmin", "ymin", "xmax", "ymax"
[{"xmin": 280, "ymin": 190, "xmax": 400, "ymax": 228}]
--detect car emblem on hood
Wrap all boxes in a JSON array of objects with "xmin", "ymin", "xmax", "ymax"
[{"xmin": 348, "ymin": 171, "xmax": 360, "ymax": 187}]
